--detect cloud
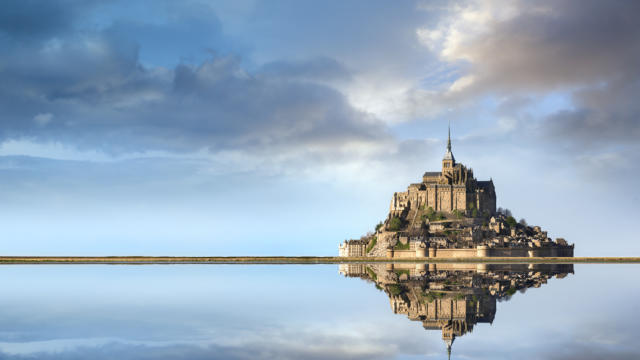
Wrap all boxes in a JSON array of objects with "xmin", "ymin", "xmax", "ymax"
[
  {"xmin": 0, "ymin": 13, "xmax": 393, "ymax": 164},
  {"xmin": 32, "ymin": 113, "xmax": 53, "ymax": 127},
  {"xmin": 415, "ymin": 0, "xmax": 640, "ymax": 151},
  {"xmin": 0, "ymin": 0, "xmax": 99, "ymax": 38},
  {"xmin": 421, "ymin": 0, "xmax": 640, "ymax": 92}
]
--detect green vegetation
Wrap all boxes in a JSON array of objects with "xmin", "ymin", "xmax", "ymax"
[
  {"xmin": 375, "ymin": 222, "xmax": 384, "ymax": 232},
  {"xmin": 387, "ymin": 284, "xmax": 405, "ymax": 296},
  {"xmin": 424, "ymin": 206, "xmax": 446, "ymax": 221},
  {"xmin": 506, "ymin": 216, "xmax": 518, "ymax": 228},
  {"xmin": 471, "ymin": 208, "xmax": 478, "ymax": 218},
  {"xmin": 394, "ymin": 269, "xmax": 410, "ymax": 277},
  {"xmin": 393, "ymin": 241, "xmax": 410, "ymax": 250},
  {"xmin": 424, "ymin": 291, "xmax": 446, "ymax": 303},
  {"xmin": 452, "ymin": 209, "xmax": 464, "ymax": 219},
  {"xmin": 365, "ymin": 266, "xmax": 377, "ymax": 281},
  {"xmin": 506, "ymin": 287, "xmax": 517, "ymax": 296},
  {"xmin": 425, "ymin": 207, "xmax": 435, "ymax": 219},
  {"xmin": 366, "ymin": 236, "xmax": 377, "ymax": 253},
  {"xmin": 388, "ymin": 216, "xmax": 403, "ymax": 231},
  {"xmin": 455, "ymin": 293, "xmax": 465, "ymax": 300}
]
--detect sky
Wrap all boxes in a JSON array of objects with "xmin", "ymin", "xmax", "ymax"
[{"xmin": 0, "ymin": 0, "xmax": 638, "ymax": 256}]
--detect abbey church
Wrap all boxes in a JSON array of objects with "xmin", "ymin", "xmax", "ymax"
[{"xmin": 390, "ymin": 126, "xmax": 496, "ymax": 218}]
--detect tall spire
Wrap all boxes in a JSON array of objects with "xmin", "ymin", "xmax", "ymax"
[
  {"xmin": 443, "ymin": 120, "xmax": 455, "ymax": 163},
  {"xmin": 447, "ymin": 120, "xmax": 452, "ymax": 153}
]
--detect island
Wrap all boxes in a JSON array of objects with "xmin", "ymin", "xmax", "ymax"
[{"xmin": 339, "ymin": 126, "xmax": 574, "ymax": 259}]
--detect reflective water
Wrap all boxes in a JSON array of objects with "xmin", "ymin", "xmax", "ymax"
[{"xmin": 0, "ymin": 264, "xmax": 637, "ymax": 359}]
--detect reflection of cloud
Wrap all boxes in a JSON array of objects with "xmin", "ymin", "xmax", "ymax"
[{"xmin": 0, "ymin": 329, "xmax": 403, "ymax": 360}]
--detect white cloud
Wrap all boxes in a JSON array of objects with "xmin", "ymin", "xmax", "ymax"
[{"xmin": 33, "ymin": 113, "xmax": 53, "ymax": 126}]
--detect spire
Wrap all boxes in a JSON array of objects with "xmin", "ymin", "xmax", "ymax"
[
  {"xmin": 447, "ymin": 120, "xmax": 452, "ymax": 153},
  {"xmin": 443, "ymin": 120, "xmax": 455, "ymax": 163}
]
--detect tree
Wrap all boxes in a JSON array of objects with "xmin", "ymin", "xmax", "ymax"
[
  {"xmin": 519, "ymin": 218, "xmax": 527, "ymax": 226},
  {"xmin": 505, "ymin": 216, "xmax": 517, "ymax": 228},
  {"xmin": 375, "ymin": 222, "xmax": 384, "ymax": 232},
  {"xmin": 388, "ymin": 216, "xmax": 403, "ymax": 231}
]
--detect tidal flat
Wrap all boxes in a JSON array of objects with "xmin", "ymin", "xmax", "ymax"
[
  {"xmin": 0, "ymin": 256, "xmax": 639, "ymax": 264},
  {"xmin": 0, "ymin": 263, "xmax": 638, "ymax": 359}
]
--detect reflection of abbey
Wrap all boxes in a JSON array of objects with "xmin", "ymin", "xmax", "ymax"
[
  {"xmin": 390, "ymin": 126, "xmax": 496, "ymax": 218},
  {"xmin": 339, "ymin": 125, "xmax": 574, "ymax": 259},
  {"xmin": 340, "ymin": 262, "xmax": 574, "ymax": 358}
]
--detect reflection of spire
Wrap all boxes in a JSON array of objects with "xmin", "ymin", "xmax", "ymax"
[{"xmin": 445, "ymin": 338, "xmax": 454, "ymax": 360}]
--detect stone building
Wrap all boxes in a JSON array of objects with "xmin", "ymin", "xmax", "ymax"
[
  {"xmin": 338, "ymin": 239, "xmax": 367, "ymax": 257},
  {"xmin": 390, "ymin": 125, "xmax": 496, "ymax": 217}
]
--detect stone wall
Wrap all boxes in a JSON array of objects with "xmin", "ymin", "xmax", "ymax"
[{"xmin": 387, "ymin": 246, "xmax": 574, "ymax": 259}]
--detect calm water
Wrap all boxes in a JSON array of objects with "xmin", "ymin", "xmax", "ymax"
[{"xmin": 0, "ymin": 264, "xmax": 637, "ymax": 359}]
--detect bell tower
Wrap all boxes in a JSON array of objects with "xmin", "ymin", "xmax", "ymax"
[{"xmin": 442, "ymin": 121, "xmax": 455, "ymax": 174}]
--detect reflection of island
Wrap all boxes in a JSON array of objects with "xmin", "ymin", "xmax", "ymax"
[
  {"xmin": 340, "ymin": 263, "xmax": 573, "ymax": 358},
  {"xmin": 339, "ymin": 124, "xmax": 573, "ymax": 259}
]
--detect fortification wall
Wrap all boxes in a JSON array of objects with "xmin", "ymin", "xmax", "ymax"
[{"xmin": 388, "ymin": 246, "xmax": 574, "ymax": 259}]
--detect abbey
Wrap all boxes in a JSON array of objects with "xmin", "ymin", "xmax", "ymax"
[
  {"xmin": 338, "ymin": 124, "xmax": 574, "ymax": 259},
  {"xmin": 390, "ymin": 126, "xmax": 496, "ymax": 218}
]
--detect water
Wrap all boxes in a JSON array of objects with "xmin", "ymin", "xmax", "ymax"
[{"xmin": 0, "ymin": 264, "xmax": 637, "ymax": 359}]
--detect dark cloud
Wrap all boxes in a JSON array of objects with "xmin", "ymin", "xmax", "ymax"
[
  {"xmin": 0, "ymin": 17, "xmax": 390, "ymax": 156},
  {"xmin": 258, "ymin": 57, "xmax": 352, "ymax": 82},
  {"xmin": 460, "ymin": 0, "xmax": 640, "ymax": 92},
  {"xmin": 0, "ymin": 0, "xmax": 98, "ymax": 38},
  {"xmin": 436, "ymin": 0, "xmax": 640, "ymax": 150},
  {"xmin": 542, "ymin": 78, "xmax": 640, "ymax": 146}
]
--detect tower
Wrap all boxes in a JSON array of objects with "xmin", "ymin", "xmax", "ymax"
[{"xmin": 442, "ymin": 121, "xmax": 455, "ymax": 174}]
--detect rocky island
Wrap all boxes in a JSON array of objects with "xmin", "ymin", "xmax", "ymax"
[{"xmin": 339, "ymin": 126, "xmax": 574, "ymax": 259}]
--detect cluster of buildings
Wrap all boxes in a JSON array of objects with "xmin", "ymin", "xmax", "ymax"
[{"xmin": 339, "ymin": 127, "xmax": 573, "ymax": 259}]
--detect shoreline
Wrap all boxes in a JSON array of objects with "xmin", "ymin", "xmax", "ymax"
[{"xmin": 0, "ymin": 256, "xmax": 638, "ymax": 264}]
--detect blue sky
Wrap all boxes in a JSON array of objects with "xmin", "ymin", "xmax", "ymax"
[{"xmin": 0, "ymin": 0, "xmax": 638, "ymax": 256}]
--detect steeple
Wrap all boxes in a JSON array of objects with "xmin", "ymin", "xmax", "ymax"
[
  {"xmin": 447, "ymin": 120, "xmax": 452, "ymax": 153},
  {"xmin": 442, "ymin": 121, "xmax": 455, "ymax": 167}
]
